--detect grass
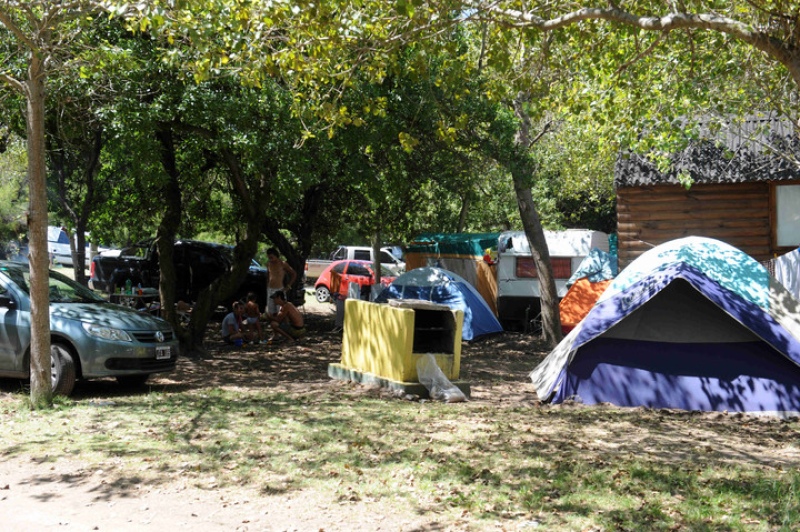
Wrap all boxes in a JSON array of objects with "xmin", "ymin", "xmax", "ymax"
[{"xmin": 3, "ymin": 385, "xmax": 800, "ymax": 531}]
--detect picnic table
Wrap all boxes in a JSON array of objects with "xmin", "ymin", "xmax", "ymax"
[{"xmin": 110, "ymin": 288, "xmax": 160, "ymax": 313}]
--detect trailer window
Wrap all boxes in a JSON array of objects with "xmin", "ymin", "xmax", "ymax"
[{"xmin": 515, "ymin": 257, "xmax": 572, "ymax": 279}]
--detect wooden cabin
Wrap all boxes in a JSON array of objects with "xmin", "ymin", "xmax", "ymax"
[{"xmin": 615, "ymin": 118, "xmax": 800, "ymax": 268}]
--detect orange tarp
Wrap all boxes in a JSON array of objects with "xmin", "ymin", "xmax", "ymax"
[{"xmin": 559, "ymin": 278, "xmax": 612, "ymax": 334}]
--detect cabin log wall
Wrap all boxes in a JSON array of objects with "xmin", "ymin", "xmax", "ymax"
[{"xmin": 616, "ymin": 182, "xmax": 773, "ymax": 268}]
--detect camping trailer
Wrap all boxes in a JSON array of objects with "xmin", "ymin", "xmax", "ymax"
[{"xmin": 496, "ymin": 229, "xmax": 611, "ymax": 327}]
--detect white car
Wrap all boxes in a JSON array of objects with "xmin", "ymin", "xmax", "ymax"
[{"xmin": 47, "ymin": 226, "xmax": 113, "ymax": 267}]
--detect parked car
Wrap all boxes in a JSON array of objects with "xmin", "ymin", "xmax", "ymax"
[
  {"xmin": 305, "ymin": 245, "xmax": 405, "ymax": 281},
  {"xmin": 90, "ymin": 239, "xmax": 268, "ymax": 309},
  {"xmin": 314, "ymin": 260, "xmax": 397, "ymax": 303},
  {"xmin": 47, "ymin": 226, "xmax": 113, "ymax": 267},
  {"xmin": 0, "ymin": 261, "xmax": 179, "ymax": 396}
]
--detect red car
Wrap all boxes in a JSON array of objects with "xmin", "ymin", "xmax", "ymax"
[{"xmin": 314, "ymin": 260, "xmax": 396, "ymax": 303}]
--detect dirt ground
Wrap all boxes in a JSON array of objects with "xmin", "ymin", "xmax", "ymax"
[{"xmin": 2, "ymin": 301, "xmax": 799, "ymax": 531}]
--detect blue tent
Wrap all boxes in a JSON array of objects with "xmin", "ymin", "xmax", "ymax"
[
  {"xmin": 565, "ymin": 248, "xmax": 618, "ymax": 288},
  {"xmin": 531, "ymin": 237, "xmax": 800, "ymax": 416},
  {"xmin": 376, "ymin": 267, "xmax": 503, "ymax": 341}
]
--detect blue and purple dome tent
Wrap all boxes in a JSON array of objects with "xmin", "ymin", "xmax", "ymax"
[{"xmin": 531, "ymin": 236, "xmax": 800, "ymax": 416}]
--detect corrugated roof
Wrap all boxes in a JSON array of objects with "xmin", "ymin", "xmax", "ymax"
[{"xmin": 615, "ymin": 116, "xmax": 800, "ymax": 187}]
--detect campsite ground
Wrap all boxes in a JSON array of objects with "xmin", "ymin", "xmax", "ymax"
[{"xmin": 2, "ymin": 298, "xmax": 800, "ymax": 531}]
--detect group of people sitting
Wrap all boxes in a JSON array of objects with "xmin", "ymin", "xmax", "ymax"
[
  {"xmin": 221, "ymin": 247, "xmax": 305, "ymax": 345},
  {"xmin": 221, "ymin": 290, "xmax": 305, "ymax": 345}
]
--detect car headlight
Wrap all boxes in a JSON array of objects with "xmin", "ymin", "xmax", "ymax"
[{"xmin": 82, "ymin": 322, "xmax": 133, "ymax": 342}]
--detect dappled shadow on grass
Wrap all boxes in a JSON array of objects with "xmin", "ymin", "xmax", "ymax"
[
  {"xmin": 8, "ymin": 385, "xmax": 800, "ymax": 526},
  {"xmin": 4, "ymin": 306, "xmax": 800, "ymax": 529},
  {"xmin": 0, "ymin": 452, "xmax": 149, "ymax": 505},
  {"xmin": 0, "ymin": 309, "xmax": 344, "ymax": 400},
  {"xmin": 68, "ymin": 309, "xmax": 548, "ymax": 402},
  {"xmin": 5, "ymin": 390, "xmax": 800, "ymax": 530}
]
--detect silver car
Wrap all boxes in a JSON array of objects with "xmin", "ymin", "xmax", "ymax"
[{"xmin": 0, "ymin": 261, "xmax": 179, "ymax": 395}]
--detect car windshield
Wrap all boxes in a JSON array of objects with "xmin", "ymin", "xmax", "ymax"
[
  {"xmin": 3, "ymin": 267, "xmax": 106, "ymax": 303},
  {"xmin": 218, "ymin": 245, "xmax": 259, "ymax": 269},
  {"xmin": 120, "ymin": 241, "xmax": 150, "ymax": 258},
  {"xmin": 380, "ymin": 265, "xmax": 395, "ymax": 278}
]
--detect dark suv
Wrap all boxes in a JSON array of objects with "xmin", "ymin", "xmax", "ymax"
[{"xmin": 90, "ymin": 239, "xmax": 268, "ymax": 308}]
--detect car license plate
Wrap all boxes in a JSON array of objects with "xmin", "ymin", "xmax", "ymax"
[{"xmin": 156, "ymin": 346, "xmax": 171, "ymax": 360}]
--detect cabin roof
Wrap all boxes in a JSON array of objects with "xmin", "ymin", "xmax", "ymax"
[{"xmin": 614, "ymin": 116, "xmax": 800, "ymax": 187}]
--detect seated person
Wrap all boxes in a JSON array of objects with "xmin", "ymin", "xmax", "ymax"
[
  {"xmin": 221, "ymin": 301, "xmax": 246, "ymax": 344},
  {"xmin": 268, "ymin": 290, "xmax": 305, "ymax": 342},
  {"xmin": 243, "ymin": 292, "xmax": 266, "ymax": 343}
]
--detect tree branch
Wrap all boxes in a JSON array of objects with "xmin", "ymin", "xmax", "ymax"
[
  {"xmin": 0, "ymin": 73, "xmax": 24, "ymax": 93},
  {"xmin": 0, "ymin": 9, "xmax": 37, "ymax": 50},
  {"xmin": 615, "ymin": 31, "xmax": 667, "ymax": 76},
  {"xmin": 468, "ymin": 2, "xmax": 800, "ymax": 87}
]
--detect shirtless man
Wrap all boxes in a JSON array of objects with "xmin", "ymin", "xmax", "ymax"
[
  {"xmin": 266, "ymin": 247, "xmax": 297, "ymax": 316},
  {"xmin": 268, "ymin": 291, "xmax": 305, "ymax": 343},
  {"xmin": 243, "ymin": 292, "xmax": 265, "ymax": 343}
]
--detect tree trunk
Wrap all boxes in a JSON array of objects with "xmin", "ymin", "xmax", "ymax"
[
  {"xmin": 511, "ymin": 98, "xmax": 562, "ymax": 347},
  {"xmin": 26, "ymin": 53, "xmax": 52, "ymax": 408},
  {"xmin": 180, "ymin": 143, "xmax": 268, "ymax": 354},
  {"xmin": 456, "ymin": 194, "xmax": 470, "ymax": 233},
  {"xmin": 73, "ymin": 223, "xmax": 87, "ymax": 284},
  {"xmin": 512, "ymin": 178, "xmax": 562, "ymax": 346},
  {"xmin": 69, "ymin": 128, "xmax": 102, "ymax": 287},
  {"xmin": 154, "ymin": 127, "xmax": 183, "ymax": 343},
  {"xmin": 371, "ymin": 231, "xmax": 381, "ymax": 293},
  {"xmin": 185, "ymin": 220, "xmax": 261, "ymax": 354}
]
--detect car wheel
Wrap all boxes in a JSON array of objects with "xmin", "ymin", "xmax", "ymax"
[
  {"xmin": 117, "ymin": 374, "xmax": 150, "ymax": 388},
  {"xmin": 51, "ymin": 344, "xmax": 76, "ymax": 396},
  {"xmin": 315, "ymin": 285, "xmax": 331, "ymax": 303}
]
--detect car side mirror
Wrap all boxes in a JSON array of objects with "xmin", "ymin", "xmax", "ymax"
[{"xmin": 0, "ymin": 295, "xmax": 16, "ymax": 310}]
